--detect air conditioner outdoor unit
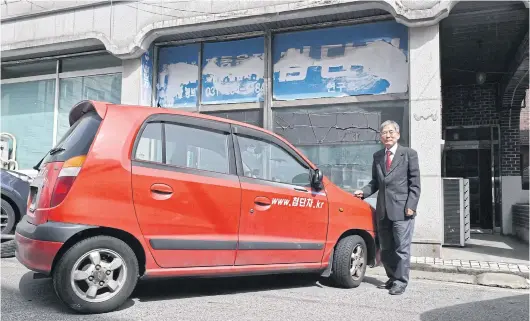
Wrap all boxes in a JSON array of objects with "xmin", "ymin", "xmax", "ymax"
[{"xmin": 442, "ymin": 177, "xmax": 471, "ymax": 247}]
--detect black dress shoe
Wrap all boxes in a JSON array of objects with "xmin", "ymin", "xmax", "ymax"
[
  {"xmin": 389, "ymin": 284, "xmax": 406, "ymax": 295},
  {"xmin": 377, "ymin": 280, "xmax": 393, "ymax": 289}
]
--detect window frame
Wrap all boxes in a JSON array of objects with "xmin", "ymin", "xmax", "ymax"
[
  {"xmin": 131, "ymin": 113, "xmax": 238, "ymax": 176},
  {"xmin": 231, "ymin": 124, "xmax": 314, "ymax": 188}
]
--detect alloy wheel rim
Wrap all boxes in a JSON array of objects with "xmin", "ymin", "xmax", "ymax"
[
  {"xmin": 70, "ymin": 248, "xmax": 127, "ymax": 303},
  {"xmin": 349, "ymin": 244, "xmax": 365, "ymax": 280},
  {"xmin": 0, "ymin": 206, "xmax": 9, "ymax": 233}
]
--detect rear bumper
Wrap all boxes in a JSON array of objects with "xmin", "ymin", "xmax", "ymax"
[
  {"xmin": 15, "ymin": 232, "xmax": 63, "ymax": 275},
  {"xmin": 14, "ymin": 216, "xmax": 94, "ymax": 275}
]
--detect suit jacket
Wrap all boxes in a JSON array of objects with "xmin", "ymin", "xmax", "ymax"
[{"xmin": 362, "ymin": 145, "xmax": 421, "ymax": 221}]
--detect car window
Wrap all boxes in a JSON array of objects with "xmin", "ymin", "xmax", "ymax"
[
  {"xmin": 237, "ymin": 135, "xmax": 311, "ymax": 186},
  {"xmin": 134, "ymin": 122, "xmax": 163, "ymax": 163},
  {"xmin": 42, "ymin": 111, "xmax": 102, "ymax": 165},
  {"xmin": 165, "ymin": 123, "xmax": 230, "ymax": 174}
]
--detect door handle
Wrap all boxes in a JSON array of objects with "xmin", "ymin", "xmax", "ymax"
[
  {"xmin": 254, "ymin": 196, "xmax": 271, "ymax": 206},
  {"xmin": 294, "ymin": 187, "xmax": 308, "ymax": 192},
  {"xmin": 150, "ymin": 183, "xmax": 173, "ymax": 200},
  {"xmin": 151, "ymin": 183, "xmax": 173, "ymax": 194}
]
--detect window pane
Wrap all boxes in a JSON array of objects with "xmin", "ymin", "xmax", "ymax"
[
  {"xmin": 1, "ymin": 80, "xmax": 55, "ymax": 169},
  {"xmin": 237, "ymin": 135, "xmax": 311, "ymax": 186},
  {"xmin": 1, "ymin": 60, "xmax": 57, "ymax": 79},
  {"xmin": 203, "ymin": 109, "xmax": 263, "ymax": 127},
  {"xmin": 134, "ymin": 123, "xmax": 163, "ymax": 163},
  {"xmin": 57, "ymin": 73, "xmax": 122, "ymax": 140},
  {"xmin": 165, "ymin": 124, "xmax": 230, "ymax": 174},
  {"xmin": 298, "ymin": 144, "xmax": 381, "ymax": 193},
  {"xmin": 272, "ymin": 102, "xmax": 407, "ymax": 194},
  {"xmin": 61, "ymin": 53, "xmax": 122, "ymax": 73},
  {"xmin": 156, "ymin": 44, "xmax": 200, "ymax": 109}
]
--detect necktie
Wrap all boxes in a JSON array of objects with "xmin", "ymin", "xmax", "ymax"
[{"xmin": 386, "ymin": 150, "xmax": 392, "ymax": 171}]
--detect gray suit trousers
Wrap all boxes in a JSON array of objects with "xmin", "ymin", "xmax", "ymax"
[{"xmin": 378, "ymin": 216, "xmax": 415, "ymax": 287}]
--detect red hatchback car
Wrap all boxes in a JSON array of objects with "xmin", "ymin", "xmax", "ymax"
[{"xmin": 15, "ymin": 100, "xmax": 376, "ymax": 314}]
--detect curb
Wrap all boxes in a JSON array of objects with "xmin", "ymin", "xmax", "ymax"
[
  {"xmin": 367, "ymin": 266, "xmax": 530, "ymax": 289},
  {"xmin": 410, "ymin": 262, "xmax": 530, "ymax": 279}
]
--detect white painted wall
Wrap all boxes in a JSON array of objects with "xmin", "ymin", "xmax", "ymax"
[
  {"xmin": 121, "ymin": 58, "xmax": 143, "ymax": 106},
  {"xmin": 501, "ymin": 175, "xmax": 528, "ymax": 235}
]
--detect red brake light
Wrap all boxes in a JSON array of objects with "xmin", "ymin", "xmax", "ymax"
[
  {"xmin": 50, "ymin": 155, "xmax": 86, "ymax": 207},
  {"xmin": 50, "ymin": 176, "xmax": 76, "ymax": 208}
]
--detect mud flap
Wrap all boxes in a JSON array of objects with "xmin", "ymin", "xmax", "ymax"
[{"xmin": 320, "ymin": 248, "xmax": 334, "ymax": 277}]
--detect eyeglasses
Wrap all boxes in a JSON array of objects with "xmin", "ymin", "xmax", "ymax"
[{"xmin": 380, "ymin": 130, "xmax": 396, "ymax": 136}]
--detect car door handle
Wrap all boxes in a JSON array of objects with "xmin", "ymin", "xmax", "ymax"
[
  {"xmin": 294, "ymin": 187, "xmax": 308, "ymax": 192},
  {"xmin": 150, "ymin": 184, "xmax": 173, "ymax": 198},
  {"xmin": 254, "ymin": 196, "xmax": 271, "ymax": 206}
]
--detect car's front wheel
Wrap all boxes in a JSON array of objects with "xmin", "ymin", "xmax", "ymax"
[
  {"xmin": 331, "ymin": 235, "xmax": 367, "ymax": 288},
  {"xmin": 52, "ymin": 236, "xmax": 139, "ymax": 314}
]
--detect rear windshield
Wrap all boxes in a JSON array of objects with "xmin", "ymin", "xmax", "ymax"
[{"xmin": 43, "ymin": 111, "xmax": 102, "ymax": 164}]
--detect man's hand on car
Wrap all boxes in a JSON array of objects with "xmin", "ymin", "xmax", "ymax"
[{"xmin": 353, "ymin": 190, "xmax": 363, "ymax": 199}]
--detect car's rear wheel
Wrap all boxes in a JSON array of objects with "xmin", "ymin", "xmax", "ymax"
[
  {"xmin": 52, "ymin": 236, "xmax": 139, "ymax": 314},
  {"xmin": 331, "ymin": 235, "xmax": 367, "ymax": 288}
]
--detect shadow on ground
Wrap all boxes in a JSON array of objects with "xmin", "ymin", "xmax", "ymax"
[
  {"xmin": 8, "ymin": 272, "xmax": 135, "ymax": 315},
  {"xmin": 11, "ymin": 270, "xmax": 383, "ymax": 313},
  {"xmin": 132, "ymin": 273, "xmax": 325, "ymax": 302},
  {"xmin": 421, "ymin": 294, "xmax": 529, "ymax": 321}
]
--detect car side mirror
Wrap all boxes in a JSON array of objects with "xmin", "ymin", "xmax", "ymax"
[{"xmin": 311, "ymin": 169, "xmax": 324, "ymax": 190}]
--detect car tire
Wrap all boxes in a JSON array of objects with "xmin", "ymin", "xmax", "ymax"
[
  {"xmin": 1, "ymin": 240, "xmax": 16, "ymax": 258},
  {"xmin": 331, "ymin": 235, "xmax": 367, "ymax": 288},
  {"xmin": 52, "ymin": 236, "xmax": 139, "ymax": 314},
  {"xmin": 1, "ymin": 199, "xmax": 16, "ymax": 235}
]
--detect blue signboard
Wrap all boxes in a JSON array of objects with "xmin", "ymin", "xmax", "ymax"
[
  {"xmin": 272, "ymin": 21, "xmax": 409, "ymax": 101},
  {"xmin": 157, "ymin": 44, "xmax": 200, "ymax": 108},
  {"xmin": 140, "ymin": 45, "xmax": 154, "ymax": 106},
  {"xmin": 202, "ymin": 37, "xmax": 265, "ymax": 104}
]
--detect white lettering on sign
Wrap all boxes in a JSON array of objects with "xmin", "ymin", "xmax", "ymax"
[
  {"xmin": 271, "ymin": 197, "xmax": 325, "ymax": 209},
  {"xmin": 202, "ymin": 54, "xmax": 264, "ymax": 98},
  {"xmin": 274, "ymin": 39, "xmax": 408, "ymax": 94}
]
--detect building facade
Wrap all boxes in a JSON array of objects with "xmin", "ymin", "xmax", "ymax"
[{"xmin": 1, "ymin": 0, "xmax": 528, "ymax": 257}]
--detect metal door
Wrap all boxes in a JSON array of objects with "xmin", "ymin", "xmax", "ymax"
[{"xmin": 443, "ymin": 125, "xmax": 501, "ymax": 231}]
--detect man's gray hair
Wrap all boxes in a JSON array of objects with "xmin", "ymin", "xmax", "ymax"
[{"xmin": 380, "ymin": 120, "xmax": 400, "ymax": 133}]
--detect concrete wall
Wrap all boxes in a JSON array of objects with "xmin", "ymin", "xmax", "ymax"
[
  {"xmin": 409, "ymin": 24, "xmax": 443, "ymax": 257},
  {"xmin": 0, "ymin": 0, "xmax": 472, "ymax": 60}
]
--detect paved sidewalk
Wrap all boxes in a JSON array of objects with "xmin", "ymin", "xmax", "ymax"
[
  {"xmin": 367, "ymin": 266, "xmax": 530, "ymax": 289},
  {"xmin": 411, "ymin": 256, "xmax": 530, "ymax": 275}
]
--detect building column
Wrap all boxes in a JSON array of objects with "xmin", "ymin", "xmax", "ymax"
[
  {"xmin": 121, "ymin": 48, "xmax": 154, "ymax": 106},
  {"xmin": 409, "ymin": 24, "xmax": 443, "ymax": 257}
]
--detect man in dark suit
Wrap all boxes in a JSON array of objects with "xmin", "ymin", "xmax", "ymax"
[{"xmin": 354, "ymin": 120, "xmax": 421, "ymax": 295}]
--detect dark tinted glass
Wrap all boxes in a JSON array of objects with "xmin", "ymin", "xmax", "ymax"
[
  {"xmin": 44, "ymin": 111, "xmax": 102, "ymax": 164},
  {"xmin": 164, "ymin": 123, "xmax": 230, "ymax": 174}
]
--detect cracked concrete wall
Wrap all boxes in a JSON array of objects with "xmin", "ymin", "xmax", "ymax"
[
  {"xmin": 409, "ymin": 23, "xmax": 443, "ymax": 257},
  {"xmin": 1, "ymin": 0, "xmax": 467, "ymax": 60}
]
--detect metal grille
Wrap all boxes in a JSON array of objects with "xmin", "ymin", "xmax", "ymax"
[{"xmin": 443, "ymin": 179, "xmax": 462, "ymax": 246}]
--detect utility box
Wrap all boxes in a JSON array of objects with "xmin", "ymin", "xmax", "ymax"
[{"xmin": 442, "ymin": 177, "xmax": 471, "ymax": 247}]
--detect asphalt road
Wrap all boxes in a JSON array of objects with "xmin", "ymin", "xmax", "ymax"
[{"xmin": 1, "ymin": 257, "xmax": 528, "ymax": 321}]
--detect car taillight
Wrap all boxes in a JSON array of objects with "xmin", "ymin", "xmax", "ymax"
[{"xmin": 50, "ymin": 155, "xmax": 86, "ymax": 207}]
